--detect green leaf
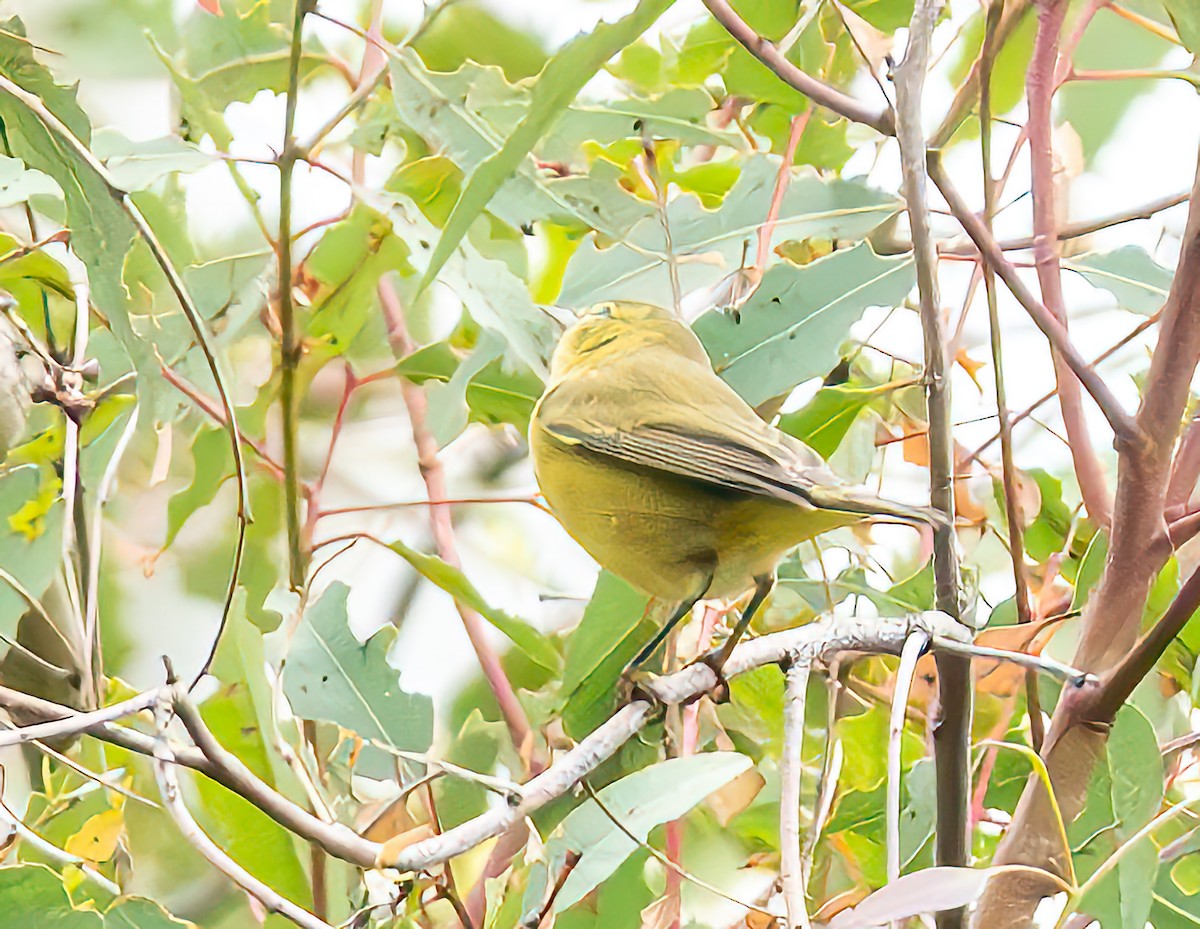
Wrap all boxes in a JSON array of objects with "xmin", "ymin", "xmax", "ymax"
[
  {"xmin": 386, "ymin": 536, "xmax": 561, "ymax": 672},
  {"xmin": 1022, "ymin": 469, "xmax": 1072, "ymax": 562},
  {"xmin": 838, "ymin": 705, "xmax": 923, "ymax": 793},
  {"xmin": 282, "ymin": 582, "xmax": 434, "ymax": 764},
  {"xmin": 1060, "ymin": 10, "xmax": 1174, "ymax": 161},
  {"xmin": 105, "ymin": 897, "xmax": 196, "ymax": 928},
  {"xmin": 389, "ymin": 53, "xmax": 652, "ymax": 247},
  {"xmin": 1071, "ymin": 530, "xmax": 1108, "ymax": 612},
  {"xmin": 1070, "ymin": 704, "xmax": 1163, "ymax": 929},
  {"xmin": 1066, "ymin": 246, "xmax": 1174, "ymax": 316},
  {"xmin": 0, "ymin": 153, "xmax": 58, "ymax": 207},
  {"xmin": 1164, "ymin": 0, "xmax": 1200, "ymax": 54},
  {"xmin": 779, "ymin": 380, "xmax": 900, "ymax": 458},
  {"xmin": 546, "ymin": 752, "xmax": 753, "ymax": 911},
  {"xmin": 0, "ymin": 18, "xmax": 137, "ymax": 357},
  {"xmin": 0, "ymin": 864, "xmax": 103, "ymax": 927},
  {"xmin": 561, "ymin": 572, "xmax": 655, "ymax": 738},
  {"xmin": 560, "ymin": 158, "xmax": 903, "ymax": 311},
  {"xmin": 395, "ymin": 339, "xmax": 544, "ymax": 435},
  {"xmin": 416, "ymin": 0, "xmax": 675, "ymax": 292},
  {"xmin": 91, "ymin": 130, "xmax": 211, "ymax": 190},
  {"xmin": 0, "ymin": 466, "xmax": 63, "ymax": 649},
  {"xmin": 693, "ymin": 243, "xmax": 915, "ymax": 406},
  {"xmin": 304, "ymin": 203, "xmax": 415, "ymax": 361},
  {"xmin": 163, "ymin": 425, "xmax": 231, "ymax": 551}
]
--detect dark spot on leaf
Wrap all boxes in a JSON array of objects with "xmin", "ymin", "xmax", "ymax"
[
  {"xmin": 321, "ymin": 674, "xmax": 329, "ymax": 683},
  {"xmin": 420, "ymin": 240, "xmax": 430, "ymax": 249},
  {"xmin": 771, "ymin": 297, "xmax": 781, "ymax": 304},
  {"xmin": 633, "ymin": 118, "xmax": 644, "ymax": 132},
  {"xmin": 520, "ymin": 223, "xmax": 534, "ymax": 235}
]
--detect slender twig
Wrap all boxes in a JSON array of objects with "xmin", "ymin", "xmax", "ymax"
[
  {"xmin": 757, "ymin": 111, "xmax": 810, "ymax": 270},
  {"xmin": 929, "ymin": 159, "xmax": 1139, "ymax": 444},
  {"xmin": 894, "ymin": 8, "xmax": 971, "ymax": 926},
  {"xmin": 964, "ymin": 312, "xmax": 1159, "ymax": 465},
  {"xmin": 152, "ymin": 695, "xmax": 335, "ymax": 929},
  {"xmin": 779, "ymin": 660, "xmax": 813, "ymax": 929},
  {"xmin": 0, "ymin": 687, "xmax": 157, "ymax": 747},
  {"xmin": 61, "ymin": 265, "xmax": 91, "ymax": 702},
  {"xmin": 980, "ymin": 0, "xmax": 1043, "ymax": 751},
  {"xmin": 0, "ymin": 73, "xmax": 252, "ymax": 686},
  {"xmin": 700, "ymin": 0, "xmax": 895, "ymax": 135},
  {"xmin": 318, "ymin": 496, "xmax": 549, "ymax": 518},
  {"xmin": 887, "ymin": 631, "xmax": 928, "ymax": 902},
  {"xmin": 929, "ymin": 0, "xmax": 1031, "ymax": 149},
  {"xmin": 159, "ymin": 364, "xmax": 289, "ymax": 481},
  {"xmin": 581, "ymin": 780, "xmax": 777, "ymax": 917},
  {"xmin": 279, "ymin": 0, "xmax": 309, "ymax": 591},
  {"xmin": 936, "ymin": 190, "xmax": 1192, "ymax": 256}
]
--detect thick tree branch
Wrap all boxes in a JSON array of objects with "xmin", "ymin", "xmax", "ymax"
[
  {"xmin": 0, "ymin": 613, "xmax": 1083, "ymax": 885},
  {"xmin": 1026, "ymin": 0, "xmax": 1113, "ymax": 527},
  {"xmin": 700, "ymin": 0, "xmax": 895, "ymax": 136},
  {"xmin": 981, "ymin": 0, "xmax": 1043, "ymax": 750},
  {"xmin": 975, "ymin": 138, "xmax": 1200, "ymax": 929},
  {"xmin": 894, "ymin": 7, "xmax": 971, "ymax": 925}
]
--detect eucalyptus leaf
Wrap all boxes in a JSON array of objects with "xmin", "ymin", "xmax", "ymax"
[
  {"xmin": 282, "ymin": 583, "xmax": 434, "ymax": 767},
  {"xmin": 1069, "ymin": 704, "xmax": 1163, "ymax": 929},
  {"xmin": 561, "ymin": 158, "xmax": 903, "ymax": 314},
  {"xmin": 415, "ymin": 0, "xmax": 675, "ymax": 292},
  {"xmin": 1066, "ymin": 246, "xmax": 1174, "ymax": 316},
  {"xmin": 694, "ymin": 243, "xmax": 915, "ymax": 406},
  {"xmin": 385, "ymin": 537, "xmax": 561, "ymax": 672},
  {"xmin": 545, "ymin": 752, "xmax": 752, "ymax": 911}
]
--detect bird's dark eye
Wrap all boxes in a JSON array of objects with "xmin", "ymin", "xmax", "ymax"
[{"xmin": 595, "ymin": 304, "xmax": 612, "ymax": 318}]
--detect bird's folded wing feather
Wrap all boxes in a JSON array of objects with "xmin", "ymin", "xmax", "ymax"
[{"xmin": 541, "ymin": 418, "xmax": 833, "ymax": 507}]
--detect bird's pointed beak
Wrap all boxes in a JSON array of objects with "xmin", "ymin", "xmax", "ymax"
[{"xmin": 538, "ymin": 304, "xmax": 577, "ymax": 331}]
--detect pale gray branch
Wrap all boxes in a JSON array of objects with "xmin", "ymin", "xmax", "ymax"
[{"xmin": 780, "ymin": 660, "xmax": 813, "ymax": 929}]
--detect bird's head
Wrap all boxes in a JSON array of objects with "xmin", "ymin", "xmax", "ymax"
[{"xmin": 546, "ymin": 301, "xmax": 707, "ymax": 382}]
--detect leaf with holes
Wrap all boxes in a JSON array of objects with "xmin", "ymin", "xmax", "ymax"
[
  {"xmin": 561, "ymin": 158, "xmax": 903, "ymax": 312},
  {"xmin": 283, "ymin": 583, "xmax": 434, "ymax": 768},
  {"xmin": 694, "ymin": 242, "xmax": 915, "ymax": 406}
]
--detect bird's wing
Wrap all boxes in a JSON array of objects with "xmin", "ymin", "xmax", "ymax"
[
  {"xmin": 542, "ymin": 418, "xmax": 814, "ymax": 502},
  {"xmin": 536, "ymin": 349, "xmax": 940, "ymax": 524}
]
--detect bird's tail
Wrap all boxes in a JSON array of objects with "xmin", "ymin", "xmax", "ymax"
[{"xmin": 804, "ymin": 486, "xmax": 951, "ymax": 530}]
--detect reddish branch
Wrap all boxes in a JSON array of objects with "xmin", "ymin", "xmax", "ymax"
[
  {"xmin": 377, "ymin": 282, "xmax": 541, "ymax": 775},
  {"xmin": 1027, "ymin": 0, "xmax": 1113, "ymax": 527}
]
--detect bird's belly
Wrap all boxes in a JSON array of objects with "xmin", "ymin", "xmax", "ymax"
[
  {"xmin": 532, "ymin": 441, "xmax": 722, "ymax": 600},
  {"xmin": 533, "ymin": 436, "xmax": 854, "ymax": 602}
]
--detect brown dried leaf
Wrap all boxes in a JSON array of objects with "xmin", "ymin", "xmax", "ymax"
[{"xmin": 707, "ymin": 768, "xmax": 766, "ymax": 826}]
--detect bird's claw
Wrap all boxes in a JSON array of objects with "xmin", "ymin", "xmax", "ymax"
[
  {"xmin": 618, "ymin": 668, "xmax": 663, "ymax": 706},
  {"xmin": 690, "ymin": 649, "xmax": 732, "ymax": 704}
]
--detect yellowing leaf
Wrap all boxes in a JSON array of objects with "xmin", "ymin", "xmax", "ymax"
[{"xmin": 64, "ymin": 808, "xmax": 123, "ymax": 864}]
